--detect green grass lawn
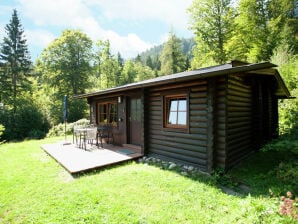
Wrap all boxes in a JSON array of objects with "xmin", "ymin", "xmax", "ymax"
[{"xmin": 0, "ymin": 137, "xmax": 296, "ymax": 223}]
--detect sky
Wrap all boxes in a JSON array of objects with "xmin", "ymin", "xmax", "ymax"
[{"xmin": 0, "ymin": 0, "xmax": 194, "ymax": 62}]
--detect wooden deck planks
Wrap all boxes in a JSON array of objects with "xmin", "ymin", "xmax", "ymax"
[{"xmin": 41, "ymin": 143, "xmax": 143, "ymax": 174}]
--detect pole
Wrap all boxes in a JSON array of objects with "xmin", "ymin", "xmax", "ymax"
[{"xmin": 63, "ymin": 95, "xmax": 71, "ymax": 145}]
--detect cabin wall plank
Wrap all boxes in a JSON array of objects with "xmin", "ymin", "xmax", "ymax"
[
  {"xmin": 226, "ymin": 75, "xmax": 254, "ymax": 168},
  {"xmin": 147, "ymin": 80, "xmax": 208, "ymax": 170}
]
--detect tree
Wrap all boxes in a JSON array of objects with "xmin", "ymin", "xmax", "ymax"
[
  {"xmin": 145, "ymin": 55, "xmax": 154, "ymax": 69},
  {"xmin": 188, "ymin": 0, "xmax": 234, "ymax": 67},
  {"xmin": 95, "ymin": 40, "xmax": 121, "ymax": 89},
  {"xmin": 38, "ymin": 29, "xmax": 93, "ymax": 123},
  {"xmin": 120, "ymin": 60, "xmax": 137, "ymax": 85},
  {"xmin": 228, "ymin": 0, "xmax": 297, "ymax": 62},
  {"xmin": 160, "ymin": 31, "xmax": 186, "ymax": 75},
  {"xmin": 134, "ymin": 62, "xmax": 155, "ymax": 82},
  {"xmin": 0, "ymin": 9, "xmax": 32, "ymax": 112}
]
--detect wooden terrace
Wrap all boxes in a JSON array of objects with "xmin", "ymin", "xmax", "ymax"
[{"xmin": 41, "ymin": 142, "xmax": 143, "ymax": 174}]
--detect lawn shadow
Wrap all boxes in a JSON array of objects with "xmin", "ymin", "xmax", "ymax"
[{"xmin": 227, "ymin": 150, "xmax": 298, "ymax": 198}]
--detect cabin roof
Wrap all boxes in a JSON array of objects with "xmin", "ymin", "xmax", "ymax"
[{"xmin": 74, "ymin": 60, "xmax": 291, "ymax": 99}]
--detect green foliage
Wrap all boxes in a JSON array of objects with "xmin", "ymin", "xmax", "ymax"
[
  {"xmin": 188, "ymin": 0, "xmax": 234, "ymax": 67},
  {"xmin": 0, "ymin": 124, "xmax": 5, "ymax": 144},
  {"xmin": 0, "ymin": 97, "xmax": 49, "ymax": 141},
  {"xmin": 134, "ymin": 62, "xmax": 155, "ymax": 82},
  {"xmin": 228, "ymin": 0, "xmax": 297, "ymax": 62},
  {"xmin": 47, "ymin": 118, "xmax": 90, "ymax": 137},
  {"xmin": 188, "ymin": 0, "xmax": 297, "ymax": 66},
  {"xmin": 160, "ymin": 31, "xmax": 186, "ymax": 75},
  {"xmin": 271, "ymin": 47, "xmax": 298, "ymax": 134},
  {"xmin": 0, "ymin": 9, "xmax": 32, "ymax": 113},
  {"xmin": 37, "ymin": 29, "xmax": 92, "ymax": 124},
  {"xmin": 120, "ymin": 60, "xmax": 136, "ymax": 85},
  {"xmin": 120, "ymin": 60, "xmax": 155, "ymax": 85},
  {"xmin": 95, "ymin": 40, "xmax": 122, "ymax": 89},
  {"xmin": 47, "ymin": 123, "xmax": 73, "ymax": 137}
]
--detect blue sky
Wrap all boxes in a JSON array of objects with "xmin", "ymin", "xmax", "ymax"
[{"xmin": 0, "ymin": 0, "xmax": 194, "ymax": 62}]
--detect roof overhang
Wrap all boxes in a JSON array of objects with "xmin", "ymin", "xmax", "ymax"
[{"xmin": 73, "ymin": 61, "xmax": 291, "ymax": 99}]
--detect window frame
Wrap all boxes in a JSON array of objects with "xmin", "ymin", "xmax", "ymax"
[
  {"xmin": 98, "ymin": 101, "xmax": 118, "ymax": 127},
  {"xmin": 163, "ymin": 93, "xmax": 189, "ymax": 131}
]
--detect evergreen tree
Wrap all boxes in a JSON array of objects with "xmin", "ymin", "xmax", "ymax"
[
  {"xmin": 160, "ymin": 31, "xmax": 186, "ymax": 76},
  {"xmin": 117, "ymin": 52, "xmax": 124, "ymax": 70},
  {"xmin": 0, "ymin": 9, "xmax": 32, "ymax": 112},
  {"xmin": 135, "ymin": 54, "xmax": 142, "ymax": 64},
  {"xmin": 145, "ymin": 55, "xmax": 154, "ymax": 69}
]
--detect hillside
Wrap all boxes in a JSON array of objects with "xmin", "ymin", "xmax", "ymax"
[{"xmin": 138, "ymin": 37, "xmax": 196, "ymax": 62}]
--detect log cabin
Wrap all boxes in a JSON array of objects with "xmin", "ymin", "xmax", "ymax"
[{"xmin": 74, "ymin": 60, "xmax": 291, "ymax": 173}]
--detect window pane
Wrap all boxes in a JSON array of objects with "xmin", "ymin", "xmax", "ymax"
[
  {"xmin": 131, "ymin": 100, "xmax": 136, "ymax": 110},
  {"xmin": 100, "ymin": 113, "xmax": 107, "ymax": 123},
  {"xmin": 168, "ymin": 112, "xmax": 177, "ymax": 124},
  {"xmin": 100, "ymin": 104, "xmax": 107, "ymax": 114},
  {"xmin": 109, "ymin": 104, "xmax": 115, "ymax": 114},
  {"xmin": 177, "ymin": 112, "xmax": 187, "ymax": 125},
  {"xmin": 136, "ymin": 99, "xmax": 141, "ymax": 110},
  {"xmin": 169, "ymin": 99, "xmax": 178, "ymax": 111},
  {"xmin": 178, "ymin": 99, "xmax": 187, "ymax": 111}
]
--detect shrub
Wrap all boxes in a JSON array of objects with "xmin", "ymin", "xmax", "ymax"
[
  {"xmin": 47, "ymin": 119, "xmax": 90, "ymax": 137},
  {"xmin": 27, "ymin": 129, "xmax": 46, "ymax": 139},
  {"xmin": 0, "ymin": 99, "xmax": 50, "ymax": 141},
  {"xmin": 0, "ymin": 124, "xmax": 5, "ymax": 144}
]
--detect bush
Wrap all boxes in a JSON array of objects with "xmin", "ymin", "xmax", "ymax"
[
  {"xmin": 27, "ymin": 129, "xmax": 46, "ymax": 139},
  {"xmin": 0, "ymin": 124, "xmax": 5, "ymax": 144},
  {"xmin": 47, "ymin": 118, "xmax": 90, "ymax": 137},
  {"xmin": 0, "ymin": 99, "xmax": 50, "ymax": 141}
]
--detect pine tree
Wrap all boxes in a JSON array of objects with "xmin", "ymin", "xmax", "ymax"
[
  {"xmin": 160, "ymin": 31, "xmax": 186, "ymax": 76},
  {"xmin": 0, "ymin": 9, "xmax": 32, "ymax": 111}
]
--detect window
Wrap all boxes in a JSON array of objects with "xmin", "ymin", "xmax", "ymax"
[
  {"xmin": 98, "ymin": 102, "xmax": 117, "ymax": 126},
  {"xmin": 164, "ymin": 94, "xmax": 188, "ymax": 129}
]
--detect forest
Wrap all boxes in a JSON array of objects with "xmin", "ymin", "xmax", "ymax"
[{"xmin": 0, "ymin": 0, "xmax": 297, "ymax": 141}]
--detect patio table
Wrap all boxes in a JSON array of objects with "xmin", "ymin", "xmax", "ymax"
[{"xmin": 74, "ymin": 127, "xmax": 97, "ymax": 150}]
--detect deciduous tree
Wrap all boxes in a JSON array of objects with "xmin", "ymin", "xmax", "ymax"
[
  {"xmin": 38, "ymin": 29, "xmax": 93, "ymax": 123},
  {"xmin": 95, "ymin": 40, "xmax": 122, "ymax": 89},
  {"xmin": 188, "ymin": 0, "xmax": 234, "ymax": 67}
]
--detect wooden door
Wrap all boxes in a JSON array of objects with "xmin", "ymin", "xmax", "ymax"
[{"xmin": 129, "ymin": 97, "xmax": 142, "ymax": 145}]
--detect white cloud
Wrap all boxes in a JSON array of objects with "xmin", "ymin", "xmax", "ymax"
[
  {"xmin": 89, "ymin": 0, "xmax": 193, "ymax": 30},
  {"xmin": 17, "ymin": 0, "xmax": 153, "ymax": 58},
  {"xmin": 17, "ymin": 0, "xmax": 90, "ymax": 26},
  {"xmin": 25, "ymin": 29, "xmax": 56, "ymax": 49}
]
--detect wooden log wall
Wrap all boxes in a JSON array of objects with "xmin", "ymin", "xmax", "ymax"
[
  {"xmin": 226, "ymin": 75, "xmax": 254, "ymax": 168},
  {"xmin": 214, "ymin": 76, "xmax": 227, "ymax": 169},
  {"xmin": 146, "ymin": 80, "xmax": 209, "ymax": 171}
]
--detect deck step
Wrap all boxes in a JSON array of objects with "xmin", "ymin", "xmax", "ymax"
[{"xmin": 122, "ymin": 144, "xmax": 141, "ymax": 151}]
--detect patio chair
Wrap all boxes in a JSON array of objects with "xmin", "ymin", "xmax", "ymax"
[
  {"xmin": 85, "ymin": 126, "xmax": 98, "ymax": 147},
  {"xmin": 97, "ymin": 124, "xmax": 113, "ymax": 148},
  {"xmin": 73, "ymin": 122, "xmax": 82, "ymax": 146}
]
